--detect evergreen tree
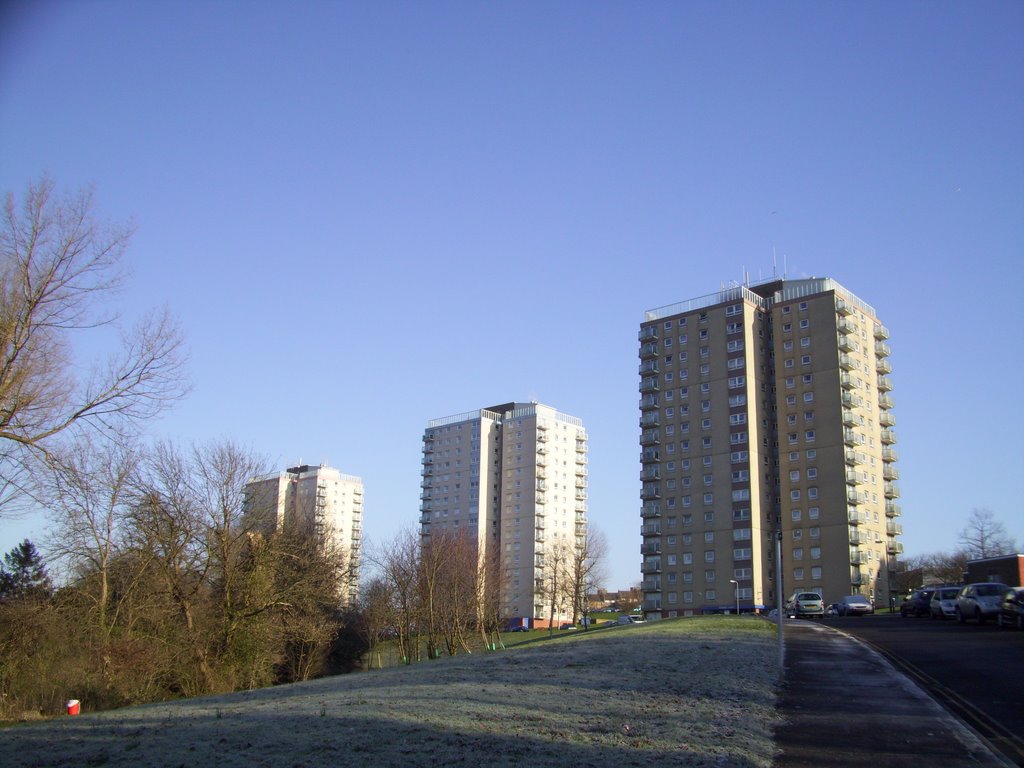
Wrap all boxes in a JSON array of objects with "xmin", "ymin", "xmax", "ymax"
[{"xmin": 0, "ymin": 539, "xmax": 53, "ymax": 601}]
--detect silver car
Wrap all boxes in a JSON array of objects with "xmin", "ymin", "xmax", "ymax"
[
  {"xmin": 956, "ymin": 582, "xmax": 1010, "ymax": 624},
  {"xmin": 929, "ymin": 586, "xmax": 960, "ymax": 620}
]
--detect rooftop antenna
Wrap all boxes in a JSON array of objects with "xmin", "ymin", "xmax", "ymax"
[{"xmin": 772, "ymin": 246, "xmax": 778, "ymax": 278}]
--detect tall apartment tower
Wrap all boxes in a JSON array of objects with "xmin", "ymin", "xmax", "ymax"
[
  {"xmin": 420, "ymin": 402, "xmax": 588, "ymax": 625},
  {"xmin": 638, "ymin": 277, "xmax": 900, "ymax": 619},
  {"xmin": 243, "ymin": 463, "xmax": 363, "ymax": 605}
]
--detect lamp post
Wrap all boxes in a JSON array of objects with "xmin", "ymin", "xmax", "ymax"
[{"xmin": 729, "ymin": 579, "xmax": 739, "ymax": 615}]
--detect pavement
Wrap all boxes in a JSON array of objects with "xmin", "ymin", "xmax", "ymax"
[{"xmin": 773, "ymin": 620, "xmax": 1016, "ymax": 768}]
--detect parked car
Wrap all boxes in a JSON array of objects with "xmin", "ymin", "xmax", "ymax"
[
  {"xmin": 836, "ymin": 594, "xmax": 874, "ymax": 616},
  {"xmin": 996, "ymin": 587, "xmax": 1024, "ymax": 629},
  {"xmin": 785, "ymin": 591, "xmax": 824, "ymax": 619},
  {"xmin": 929, "ymin": 587, "xmax": 961, "ymax": 620},
  {"xmin": 956, "ymin": 582, "xmax": 1010, "ymax": 624},
  {"xmin": 558, "ymin": 623, "xmax": 577, "ymax": 630},
  {"xmin": 617, "ymin": 615, "xmax": 636, "ymax": 625},
  {"xmin": 900, "ymin": 589, "xmax": 934, "ymax": 617}
]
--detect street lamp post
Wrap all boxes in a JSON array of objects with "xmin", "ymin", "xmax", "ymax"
[{"xmin": 729, "ymin": 579, "xmax": 739, "ymax": 615}]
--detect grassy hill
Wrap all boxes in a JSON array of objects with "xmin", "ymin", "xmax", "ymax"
[{"xmin": 0, "ymin": 616, "xmax": 781, "ymax": 767}]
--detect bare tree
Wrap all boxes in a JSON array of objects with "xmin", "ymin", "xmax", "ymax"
[
  {"xmin": 569, "ymin": 525, "xmax": 608, "ymax": 628},
  {"xmin": 959, "ymin": 508, "xmax": 1016, "ymax": 560},
  {"xmin": 373, "ymin": 530, "xmax": 421, "ymax": 664},
  {"xmin": 0, "ymin": 177, "xmax": 188, "ymax": 513},
  {"xmin": 542, "ymin": 536, "xmax": 575, "ymax": 637}
]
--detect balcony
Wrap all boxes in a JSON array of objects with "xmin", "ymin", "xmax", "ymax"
[
  {"xmin": 842, "ymin": 409, "xmax": 858, "ymax": 426},
  {"xmin": 848, "ymin": 510, "xmax": 867, "ymax": 525},
  {"xmin": 837, "ymin": 318, "xmax": 856, "ymax": 335},
  {"xmin": 880, "ymin": 411, "xmax": 896, "ymax": 427},
  {"xmin": 534, "ymin": 528, "xmax": 545, "ymax": 543},
  {"xmin": 842, "ymin": 392, "xmax": 863, "ymax": 409},
  {"xmin": 639, "ymin": 326, "xmax": 659, "ymax": 342},
  {"xmin": 640, "ymin": 393, "xmax": 659, "ymax": 410},
  {"xmin": 640, "ymin": 412, "xmax": 660, "ymax": 428},
  {"xmin": 535, "ymin": 494, "xmax": 546, "ymax": 506},
  {"xmin": 885, "ymin": 500, "xmax": 902, "ymax": 518},
  {"xmin": 876, "ymin": 358, "xmax": 892, "ymax": 374},
  {"xmin": 640, "ymin": 486, "xmax": 661, "ymax": 501},
  {"xmin": 882, "ymin": 447, "xmax": 899, "ymax": 462},
  {"xmin": 575, "ymin": 478, "xmax": 586, "ymax": 489},
  {"xmin": 536, "ymin": 480, "xmax": 547, "ymax": 492},
  {"xmin": 843, "ymin": 429, "xmax": 858, "ymax": 446},
  {"xmin": 640, "ymin": 466, "xmax": 661, "ymax": 481},
  {"xmin": 840, "ymin": 373, "xmax": 856, "ymax": 390},
  {"xmin": 537, "ymin": 430, "xmax": 549, "ymax": 443},
  {"xmin": 575, "ymin": 463, "xmax": 587, "ymax": 477},
  {"xmin": 850, "ymin": 549, "xmax": 868, "ymax": 565},
  {"xmin": 884, "ymin": 482, "xmax": 900, "ymax": 499},
  {"xmin": 641, "ymin": 430, "xmax": 661, "ymax": 446},
  {"xmin": 838, "ymin": 336, "xmax": 859, "ymax": 353},
  {"xmin": 641, "ymin": 502, "xmax": 661, "ymax": 518},
  {"xmin": 575, "ymin": 489, "xmax": 587, "ymax": 501},
  {"xmin": 887, "ymin": 522, "xmax": 903, "ymax": 536},
  {"xmin": 640, "ymin": 376, "xmax": 660, "ymax": 393},
  {"xmin": 877, "ymin": 375, "xmax": 893, "ymax": 391},
  {"xmin": 641, "ymin": 579, "xmax": 662, "ymax": 593},
  {"xmin": 847, "ymin": 491, "xmax": 862, "ymax": 506},
  {"xmin": 575, "ymin": 500, "xmax": 587, "ymax": 513},
  {"xmin": 639, "ymin": 360, "xmax": 660, "ymax": 376},
  {"xmin": 850, "ymin": 571, "xmax": 865, "ymax": 585},
  {"xmin": 640, "ymin": 342, "xmax": 659, "ymax": 359},
  {"xmin": 883, "ymin": 465, "xmax": 900, "ymax": 481},
  {"xmin": 642, "ymin": 541, "xmax": 662, "ymax": 555},
  {"xmin": 878, "ymin": 393, "xmax": 895, "ymax": 410},
  {"xmin": 845, "ymin": 449, "xmax": 862, "ymax": 465},
  {"xmin": 875, "ymin": 341, "xmax": 891, "ymax": 358},
  {"xmin": 536, "ymin": 465, "xmax": 547, "ymax": 479},
  {"xmin": 880, "ymin": 428, "xmax": 896, "ymax": 444},
  {"xmin": 846, "ymin": 469, "xmax": 861, "ymax": 485},
  {"xmin": 887, "ymin": 541, "xmax": 904, "ymax": 555},
  {"xmin": 641, "ymin": 448, "xmax": 660, "ymax": 463},
  {"xmin": 874, "ymin": 324, "xmax": 890, "ymax": 340},
  {"xmin": 641, "ymin": 522, "xmax": 662, "ymax": 536},
  {"xmin": 641, "ymin": 561, "xmax": 662, "ymax": 574},
  {"xmin": 836, "ymin": 298, "xmax": 853, "ymax": 316},
  {"xmin": 839, "ymin": 354, "xmax": 856, "ymax": 370}
]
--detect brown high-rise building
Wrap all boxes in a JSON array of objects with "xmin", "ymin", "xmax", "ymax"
[{"xmin": 638, "ymin": 277, "xmax": 900, "ymax": 618}]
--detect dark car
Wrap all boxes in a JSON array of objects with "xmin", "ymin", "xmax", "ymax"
[
  {"xmin": 837, "ymin": 594, "xmax": 874, "ymax": 616},
  {"xmin": 997, "ymin": 587, "xmax": 1024, "ymax": 629},
  {"xmin": 900, "ymin": 589, "xmax": 934, "ymax": 618}
]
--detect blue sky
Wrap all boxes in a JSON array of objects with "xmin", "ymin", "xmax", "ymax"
[{"xmin": 2, "ymin": 1, "xmax": 1022, "ymax": 589}]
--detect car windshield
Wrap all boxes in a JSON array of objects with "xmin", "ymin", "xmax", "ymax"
[
  {"xmin": 938, "ymin": 589, "xmax": 959, "ymax": 600},
  {"xmin": 976, "ymin": 584, "xmax": 1008, "ymax": 597},
  {"xmin": 798, "ymin": 594, "xmax": 820, "ymax": 601},
  {"xmin": 845, "ymin": 596, "xmax": 868, "ymax": 604}
]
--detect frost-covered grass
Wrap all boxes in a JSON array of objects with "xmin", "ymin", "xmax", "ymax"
[{"xmin": 0, "ymin": 616, "xmax": 781, "ymax": 767}]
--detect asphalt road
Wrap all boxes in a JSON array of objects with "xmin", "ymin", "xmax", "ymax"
[{"xmin": 823, "ymin": 613, "xmax": 1024, "ymax": 764}]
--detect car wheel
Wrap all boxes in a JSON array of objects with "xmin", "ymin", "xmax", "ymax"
[{"xmin": 956, "ymin": 608, "xmax": 965, "ymax": 624}]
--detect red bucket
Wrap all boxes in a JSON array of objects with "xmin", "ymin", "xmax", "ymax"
[{"xmin": 66, "ymin": 699, "xmax": 80, "ymax": 716}]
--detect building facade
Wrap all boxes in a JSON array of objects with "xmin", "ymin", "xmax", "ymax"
[
  {"xmin": 639, "ymin": 277, "xmax": 900, "ymax": 618},
  {"xmin": 420, "ymin": 402, "xmax": 588, "ymax": 625},
  {"xmin": 243, "ymin": 463, "xmax": 363, "ymax": 605}
]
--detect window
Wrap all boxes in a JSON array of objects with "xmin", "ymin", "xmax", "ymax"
[
  {"xmin": 791, "ymin": 508, "xmax": 802, "ymax": 521},
  {"xmin": 703, "ymin": 456, "xmax": 713, "ymax": 466},
  {"xmin": 702, "ymin": 418, "xmax": 712, "ymax": 430},
  {"xmin": 799, "ymin": 318, "xmax": 810, "ymax": 329},
  {"xmin": 785, "ymin": 376, "xmax": 795, "ymax": 388},
  {"xmin": 733, "ymin": 528, "xmax": 751, "ymax": 540},
  {"xmin": 801, "ymin": 355, "xmax": 811, "ymax": 366},
  {"xmin": 809, "ymin": 526, "xmax": 820, "ymax": 538},
  {"xmin": 791, "ymin": 490, "xmax": 801, "ymax": 500},
  {"xmin": 803, "ymin": 392, "xmax": 814, "ymax": 402},
  {"xmin": 784, "ymin": 359, "xmax": 794, "ymax": 369},
  {"xmin": 806, "ymin": 449, "xmax": 816, "ymax": 459},
  {"xmin": 732, "ymin": 508, "xmax": 751, "ymax": 521},
  {"xmin": 793, "ymin": 568, "xmax": 804, "ymax": 580},
  {"xmin": 805, "ymin": 430, "xmax": 816, "ymax": 442},
  {"xmin": 809, "ymin": 507, "xmax": 820, "ymax": 519},
  {"xmin": 800, "ymin": 336, "xmax": 811, "ymax": 347},
  {"xmin": 725, "ymin": 303, "xmax": 742, "ymax": 316},
  {"xmin": 802, "ymin": 374, "xmax": 813, "ymax": 384},
  {"xmin": 682, "ymin": 552, "xmax": 693, "ymax": 565},
  {"xmin": 731, "ymin": 489, "xmax": 750, "ymax": 501},
  {"xmin": 783, "ymin": 340, "xmax": 793, "ymax": 351},
  {"xmin": 683, "ymin": 591, "xmax": 693, "ymax": 603},
  {"xmin": 807, "ymin": 468, "xmax": 817, "ymax": 479},
  {"xmin": 728, "ymin": 375, "xmax": 745, "ymax": 389},
  {"xmin": 704, "ymin": 570, "xmax": 716, "ymax": 582},
  {"xmin": 790, "ymin": 470, "xmax": 800, "ymax": 481},
  {"xmin": 793, "ymin": 529, "xmax": 803, "ymax": 540},
  {"xmin": 782, "ymin": 323, "xmax": 792, "ymax": 332},
  {"xmin": 793, "ymin": 547, "xmax": 803, "ymax": 560},
  {"xmin": 679, "ymin": 334, "xmax": 687, "ymax": 344},
  {"xmin": 664, "ymin": 321, "xmax": 673, "ymax": 330},
  {"xmin": 729, "ymin": 413, "xmax": 747, "ymax": 425},
  {"xmin": 704, "ymin": 511, "xmax": 714, "ymax": 522},
  {"xmin": 700, "ymin": 364, "xmax": 710, "ymax": 376},
  {"xmin": 733, "ymin": 548, "xmax": 752, "ymax": 560},
  {"xmin": 702, "ymin": 437, "xmax": 712, "ymax": 449},
  {"xmin": 680, "ymin": 387, "xmax": 689, "ymax": 398},
  {"xmin": 810, "ymin": 566, "xmax": 822, "ymax": 580},
  {"xmin": 810, "ymin": 547, "xmax": 821, "ymax": 560},
  {"xmin": 730, "ymin": 450, "xmax": 748, "ymax": 462},
  {"xmin": 727, "ymin": 358, "xmax": 744, "ymax": 370},
  {"xmin": 678, "ymin": 318, "xmax": 686, "ymax": 327},
  {"xmin": 703, "ymin": 492, "xmax": 713, "ymax": 504},
  {"xmin": 727, "ymin": 339, "xmax": 744, "ymax": 352},
  {"xmin": 798, "ymin": 301, "xmax": 808, "ymax": 311},
  {"xmin": 804, "ymin": 410, "xmax": 814, "ymax": 422},
  {"xmin": 786, "ymin": 394, "xmax": 796, "ymax": 406},
  {"xmin": 704, "ymin": 550, "xmax": 715, "ymax": 562},
  {"xmin": 731, "ymin": 470, "xmax": 749, "ymax": 481},
  {"xmin": 730, "ymin": 432, "xmax": 748, "ymax": 444},
  {"xmin": 664, "ymin": 338, "xmax": 673, "ymax": 347},
  {"xmin": 667, "ymin": 554, "xmax": 677, "ymax": 566},
  {"xmin": 703, "ymin": 473, "xmax": 713, "ymax": 486},
  {"xmin": 808, "ymin": 487, "xmax": 818, "ymax": 499},
  {"xmin": 699, "ymin": 329, "xmax": 709, "ymax": 340}
]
